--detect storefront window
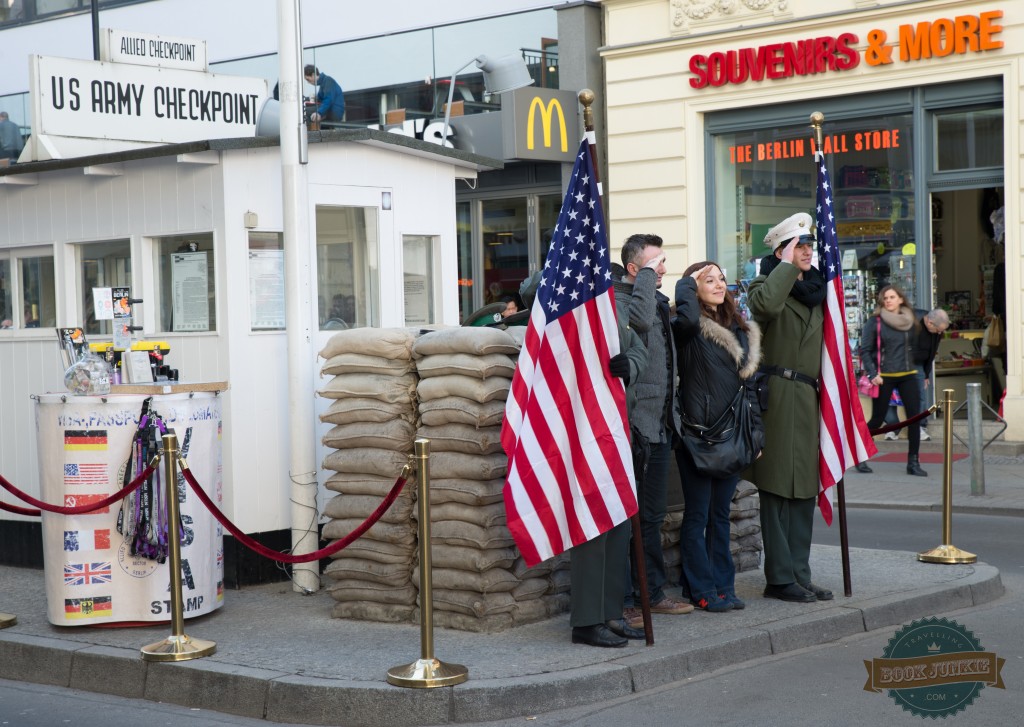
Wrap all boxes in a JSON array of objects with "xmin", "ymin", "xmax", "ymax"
[
  {"xmin": 934, "ymin": 107, "xmax": 1002, "ymax": 172},
  {"xmin": 456, "ymin": 201, "xmax": 473, "ymax": 321},
  {"xmin": 79, "ymin": 239, "xmax": 131, "ymax": 336},
  {"xmin": 482, "ymin": 197, "xmax": 528, "ymax": 307},
  {"xmin": 20, "ymin": 251, "xmax": 56, "ymax": 329},
  {"xmin": 316, "ymin": 206, "xmax": 379, "ymax": 330},
  {"xmin": 247, "ymin": 232, "xmax": 284, "ymax": 331},
  {"xmin": 712, "ymin": 113, "xmax": 914, "ymax": 339},
  {"xmin": 155, "ymin": 234, "xmax": 216, "ymax": 333},
  {"xmin": 403, "ymin": 235, "xmax": 437, "ymax": 326}
]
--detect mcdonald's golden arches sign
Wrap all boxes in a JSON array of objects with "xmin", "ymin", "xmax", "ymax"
[{"xmin": 502, "ymin": 87, "xmax": 579, "ymax": 162}]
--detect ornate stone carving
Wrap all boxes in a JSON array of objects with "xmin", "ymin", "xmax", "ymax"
[{"xmin": 671, "ymin": 0, "xmax": 788, "ymax": 30}]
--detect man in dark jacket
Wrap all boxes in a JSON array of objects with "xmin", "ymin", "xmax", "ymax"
[
  {"xmin": 913, "ymin": 308, "xmax": 949, "ymax": 437},
  {"xmin": 303, "ymin": 65, "xmax": 345, "ymax": 123},
  {"xmin": 747, "ymin": 212, "xmax": 832, "ymax": 604},
  {"xmin": 613, "ymin": 234, "xmax": 691, "ymax": 625}
]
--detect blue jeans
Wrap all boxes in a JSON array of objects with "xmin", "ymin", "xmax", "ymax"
[
  {"xmin": 675, "ymin": 448, "xmax": 738, "ymax": 602},
  {"xmin": 625, "ymin": 435, "xmax": 670, "ymax": 606}
]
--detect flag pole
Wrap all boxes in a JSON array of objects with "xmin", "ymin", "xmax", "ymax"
[
  {"xmin": 811, "ymin": 111, "xmax": 853, "ymax": 598},
  {"xmin": 580, "ymin": 88, "xmax": 654, "ymax": 644}
]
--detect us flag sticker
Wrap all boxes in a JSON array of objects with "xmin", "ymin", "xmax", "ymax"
[
  {"xmin": 64, "ymin": 528, "xmax": 112, "ymax": 551},
  {"xmin": 64, "ymin": 430, "xmax": 108, "ymax": 451},
  {"xmin": 64, "ymin": 493, "xmax": 110, "ymax": 514},
  {"xmin": 64, "ymin": 462, "xmax": 108, "ymax": 486},
  {"xmin": 64, "ymin": 596, "xmax": 113, "ymax": 619}
]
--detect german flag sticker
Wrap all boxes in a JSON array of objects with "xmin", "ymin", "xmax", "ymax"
[
  {"xmin": 64, "ymin": 596, "xmax": 113, "ymax": 620},
  {"xmin": 64, "ymin": 430, "xmax": 108, "ymax": 451}
]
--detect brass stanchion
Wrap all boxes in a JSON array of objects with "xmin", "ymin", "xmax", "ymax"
[
  {"xmin": 918, "ymin": 389, "xmax": 978, "ymax": 564},
  {"xmin": 141, "ymin": 433, "xmax": 217, "ymax": 661},
  {"xmin": 387, "ymin": 438, "xmax": 468, "ymax": 688},
  {"xmin": 0, "ymin": 612, "xmax": 16, "ymax": 629}
]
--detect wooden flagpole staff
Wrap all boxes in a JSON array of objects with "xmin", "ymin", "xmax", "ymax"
[{"xmin": 580, "ymin": 88, "xmax": 654, "ymax": 645}]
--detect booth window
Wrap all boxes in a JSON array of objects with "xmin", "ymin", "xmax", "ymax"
[
  {"xmin": 316, "ymin": 206, "xmax": 379, "ymax": 330},
  {"xmin": 78, "ymin": 239, "xmax": 132, "ymax": 335},
  {"xmin": 247, "ymin": 231, "xmax": 284, "ymax": 331},
  {"xmin": 155, "ymin": 234, "xmax": 216, "ymax": 333},
  {"xmin": 0, "ymin": 247, "xmax": 56, "ymax": 330},
  {"xmin": 403, "ymin": 235, "xmax": 437, "ymax": 326}
]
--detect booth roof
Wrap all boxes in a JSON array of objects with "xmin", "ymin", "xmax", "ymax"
[{"xmin": 0, "ymin": 127, "xmax": 503, "ymax": 178}]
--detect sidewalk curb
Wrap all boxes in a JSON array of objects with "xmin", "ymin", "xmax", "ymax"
[
  {"xmin": 845, "ymin": 501, "xmax": 1024, "ymax": 517},
  {"xmin": 0, "ymin": 564, "xmax": 1004, "ymax": 727}
]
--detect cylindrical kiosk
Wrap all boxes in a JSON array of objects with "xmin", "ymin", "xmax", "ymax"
[{"xmin": 34, "ymin": 388, "xmax": 225, "ymax": 626}]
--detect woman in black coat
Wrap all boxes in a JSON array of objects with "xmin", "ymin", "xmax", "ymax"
[
  {"xmin": 859, "ymin": 284, "xmax": 927, "ymax": 476},
  {"xmin": 673, "ymin": 261, "xmax": 762, "ymax": 612}
]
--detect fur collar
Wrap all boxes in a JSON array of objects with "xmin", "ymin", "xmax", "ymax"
[{"xmin": 698, "ymin": 316, "xmax": 762, "ymax": 379}]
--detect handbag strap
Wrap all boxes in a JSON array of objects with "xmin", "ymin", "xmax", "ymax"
[
  {"xmin": 876, "ymin": 317, "xmax": 881, "ymax": 373},
  {"xmin": 681, "ymin": 386, "xmax": 745, "ymax": 441}
]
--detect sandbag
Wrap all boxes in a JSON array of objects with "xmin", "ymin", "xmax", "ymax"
[
  {"xmin": 323, "ymin": 557, "xmax": 411, "ymax": 586},
  {"xmin": 324, "ymin": 472, "xmax": 415, "ymax": 500},
  {"xmin": 322, "ymin": 420, "xmax": 416, "ymax": 451},
  {"xmin": 429, "ymin": 452, "xmax": 507, "ymax": 480},
  {"xmin": 511, "ymin": 553, "xmax": 567, "ymax": 578},
  {"xmin": 547, "ymin": 568, "xmax": 571, "ymax": 594},
  {"xmin": 322, "ymin": 448, "xmax": 410, "ymax": 478},
  {"xmin": 322, "ymin": 517, "xmax": 416, "ymax": 546},
  {"xmin": 431, "ymin": 520, "xmax": 515, "ymax": 549},
  {"xmin": 431, "ymin": 589, "xmax": 517, "ymax": 618},
  {"xmin": 326, "ymin": 580, "xmax": 416, "ymax": 605},
  {"xmin": 319, "ymin": 373, "xmax": 416, "ymax": 403},
  {"xmin": 412, "ymin": 327, "xmax": 519, "ymax": 357},
  {"xmin": 428, "ymin": 478, "xmax": 505, "ymax": 507},
  {"xmin": 511, "ymin": 577, "xmax": 548, "ymax": 601},
  {"xmin": 417, "ymin": 375, "xmax": 510, "ymax": 404},
  {"xmin": 326, "ymin": 537, "xmax": 414, "ymax": 564},
  {"xmin": 419, "ymin": 398, "xmax": 507, "ymax": 428},
  {"xmin": 421, "ymin": 609, "xmax": 513, "ymax": 633},
  {"xmin": 430, "ymin": 543, "xmax": 517, "ymax": 573},
  {"xmin": 323, "ymin": 492, "xmax": 414, "ymax": 524},
  {"xmin": 415, "ymin": 353, "xmax": 516, "ymax": 380},
  {"xmin": 416, "ymin": 423, "xmax": 503, "ymax": 455},
  {"xmin": 412, "ymin": 566, "xmax": 519, "ymax": 594},
  {"xmin": 331, "ymin": 600, "xmax": 415, "ymax": 623},
  {"xmin": 432, "ymin": 501, "xmax": 506, "ymax": 529},
  {"xmin": 319, "ymin": 327, "xmax": 417, "ymax": 361},
  {"xmin": 319, "ymin": 397, "xmax": 416, "ymax": 425},
  {"xmin": 321, "ymin": 352, "xmax": 414, "ymax": 377}
]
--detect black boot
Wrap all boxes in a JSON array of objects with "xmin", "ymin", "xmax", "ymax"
[{"xmin": 907, "ymin": 455, "xmax": 927, "ymax": 477}]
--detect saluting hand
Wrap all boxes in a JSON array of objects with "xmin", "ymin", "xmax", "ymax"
[
  {"xmin": 780, "ymin": 237, "xmax": 798, "ymax": 264},
  {"xmin": 691, "ymin": 264, "xmax": 716, "ymax": 282}
]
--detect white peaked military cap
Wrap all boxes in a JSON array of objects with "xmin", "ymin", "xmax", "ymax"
[{"xmin": 763, "ymin": 212, "xmax": 815, "ymax": 251}]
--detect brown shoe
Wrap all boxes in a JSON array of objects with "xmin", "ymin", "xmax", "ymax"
[
  {"xmin": 650, "ymin": 596, "xmax": 695, "ymax": 615},
  {"xmin": 623, "ymin": 607, "xmax": 643, "ymax": 628}
]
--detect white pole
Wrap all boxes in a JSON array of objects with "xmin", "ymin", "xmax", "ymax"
[{"xmin": 277, "ymin": 0, "xmax": 319, "ymax": 593}]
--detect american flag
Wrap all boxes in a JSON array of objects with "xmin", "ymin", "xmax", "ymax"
[
  {"xmin": 501, "ymin": 134, "xmax": 637, "ymax": 567},
  {"xmin": 64, "ymin": 463, "xmax": 108, "ymax": 486},
  {"xmin": 63, "ymin": 561, "xmax": 113, "ymax": 586},
  {"xmin": 816, "ymin": 151, "xmax": 877, "ymax": 524}
]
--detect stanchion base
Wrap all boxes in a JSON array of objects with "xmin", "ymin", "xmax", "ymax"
[
  {"xmin": 0, "ymin": 613, "xmax": 16, "ymax": 629},
  {"xmin": 917, "ymin": 544, "xmax": 978, "ymax": 564},
  {"xmin": 387, "ymin": 658, "xmax": 469, "ymax": 688},
  {"xmin": 140, "ymin": 634, "xmax": 217, "ymax": 662}
]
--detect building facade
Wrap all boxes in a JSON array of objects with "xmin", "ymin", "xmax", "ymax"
[{"xmin": 600, "ymin": 0, "xmax": 1021, "ymax": 437}]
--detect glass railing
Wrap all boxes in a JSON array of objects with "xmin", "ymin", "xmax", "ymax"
[{"xmin": 0, "ymin": 0, "xmax": 148, "ymax": 28}]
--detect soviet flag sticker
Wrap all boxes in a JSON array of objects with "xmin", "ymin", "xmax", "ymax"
[{"xmin": 864, "ymin": 617, "xmax": 1005, "ymax": 717}]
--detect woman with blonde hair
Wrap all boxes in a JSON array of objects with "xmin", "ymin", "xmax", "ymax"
[
  {"xmin": 859, "ymin": 284, "xmax": 927, "ymax": 476},
  {"xmin": 673, "ymin": 261, "xmax": 763, "ymax": 611}
]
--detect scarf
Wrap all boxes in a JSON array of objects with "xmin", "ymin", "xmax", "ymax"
[
  {"xmin": 879, "ymin": 306, "xmax": 916, "ymax": 331},
  {"xmin": 758, "ymin": 254, "xmax": 827, "ymax": 308}
]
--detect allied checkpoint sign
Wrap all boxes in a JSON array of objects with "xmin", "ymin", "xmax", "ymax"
[
  {"xmin": 27, "ymin": 43, "xmax": 268, "ymax": 159},
  {"xmin": 99, "ymin": 29, "xmax": 209, "ymax": 72}
]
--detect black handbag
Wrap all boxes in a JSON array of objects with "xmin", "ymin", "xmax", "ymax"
[{"xmin": 680, "ymin": 387, "xmax": 764, "ymax": 478}]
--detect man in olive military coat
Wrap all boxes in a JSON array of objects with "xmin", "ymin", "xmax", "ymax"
[{"xmin": 746, "ymin": 212, "xmax": 834, "ymax": 604}]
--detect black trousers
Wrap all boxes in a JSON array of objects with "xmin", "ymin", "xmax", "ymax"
[{"xmin": 866, "ymin": 373, "xmax": 922, "ymax": 456}]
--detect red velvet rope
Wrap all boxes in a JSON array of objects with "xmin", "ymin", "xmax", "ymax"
[
  {"xmin": 0, "ymin": 500, "xmax": 41, "ymax": 517},
  {"xmin": 0, "ymin": 465, "xmax": 156, "ymax": 516},
  {"xmin": 181, "ymin": 465, "xmax": 409, "ymax": 564},
  {"xmin": 868, "ymin": 405, "xmax": 936, "ymax": 437}
]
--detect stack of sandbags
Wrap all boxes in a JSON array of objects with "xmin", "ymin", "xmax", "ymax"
[
  {"xmin": 731, "ymin": 479, "xmax": 762, "ymax": 572},
  {"xmin": 317, "ymin": 328, "xmax": 420, "ymax": 622},
  {"xmin": 410, "ymin": 327, "xmax": 569, "ymax": 632}
]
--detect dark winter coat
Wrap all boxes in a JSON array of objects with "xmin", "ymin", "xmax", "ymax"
[
  {"xmin": 672, "ymin": 277, "xmax": 763, "ymax": 431},
  {"xmin": 746, "ymin": 263, "xmax": 823, "ymax": 500},
  {"xmin": 858, "ymin": 309, "xmax": 920, "ymax": 378}
]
